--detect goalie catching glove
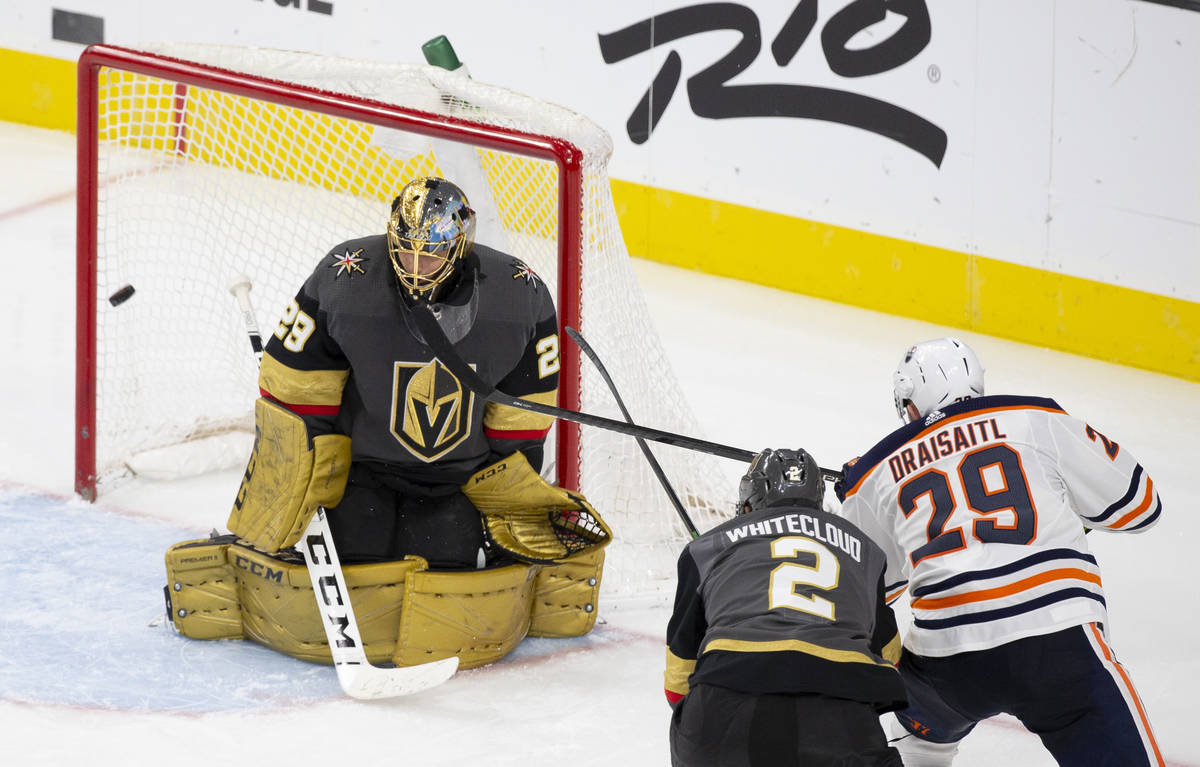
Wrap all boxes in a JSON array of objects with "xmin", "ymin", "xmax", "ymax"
[
  {"xmin": 227, "ymin": 397, "xmax": 351, "ymax": 552},
  {"xmin": 463, "ymin": 451, "xmax": 612, "ymax": 564}
]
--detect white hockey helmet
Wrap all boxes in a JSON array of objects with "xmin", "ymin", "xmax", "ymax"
[{"xmin": 893, "ymin": 337, "xmax": 985, "ymax": 423}]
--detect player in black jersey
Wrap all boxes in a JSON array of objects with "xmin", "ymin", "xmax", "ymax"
[
  {"xmin": 230, "ymin": 176, "xmax": 575, "ymax": 567},
  {"xmin": 165, "ymin": 177, "xmax": 609, "ymax": 669},
  {"xmin": 666, "ymin": 448, "xmax": 906, "ymax": 767}
]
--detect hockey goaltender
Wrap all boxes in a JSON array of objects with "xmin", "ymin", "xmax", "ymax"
[{"xmin": 162, "ymin": 177, "xmax": 611, "ymax": 670}]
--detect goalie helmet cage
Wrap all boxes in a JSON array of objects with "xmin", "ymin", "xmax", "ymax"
[{"xmin": 75, "ymin": 43, "xmax": 732, "ymax": 601}]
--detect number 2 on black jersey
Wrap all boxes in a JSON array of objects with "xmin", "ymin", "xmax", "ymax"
[{"xmin": 769, "ymin": 537, "xmax": 839, "ymax": 620}]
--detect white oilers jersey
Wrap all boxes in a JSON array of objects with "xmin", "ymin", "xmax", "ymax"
[{"xmin": 839, "ymin": 395, "xmax": 1161, "ymax": 657}]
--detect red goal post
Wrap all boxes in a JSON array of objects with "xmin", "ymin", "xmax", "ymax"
[
  {"xmin": 75, "ymin": 44, "xmax": 584, "ymax": 500},
  {"xmin": 74, "ymin": 43, "xmax": 731, "ymax": 601}
]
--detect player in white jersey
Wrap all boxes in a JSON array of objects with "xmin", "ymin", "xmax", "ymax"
[{"xmin": 837, "ymin": 337, "xmax": 1164, "ymax": 767}]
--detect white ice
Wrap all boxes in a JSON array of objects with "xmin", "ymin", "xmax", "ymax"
[{"xmin": 0, "ymin": 122, "xmax": 1196, "ymax": 766}]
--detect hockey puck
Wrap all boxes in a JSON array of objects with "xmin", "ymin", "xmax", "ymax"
[{"xmin": 108, "ymin": 284, "xmax": 136, "ymax": 306}]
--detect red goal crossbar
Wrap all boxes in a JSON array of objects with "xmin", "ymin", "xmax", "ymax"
[{"xmin": 74, "ymin": 44, "xmax": 584, "ymax": 500}]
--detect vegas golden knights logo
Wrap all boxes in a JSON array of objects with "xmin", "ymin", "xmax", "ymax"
[{"xmin": 390, "ymin": 359, "xmax": 475, "ymax": 461}]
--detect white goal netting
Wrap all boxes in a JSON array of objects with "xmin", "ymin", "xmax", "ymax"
[{"xmin": 78, "ymin": 43, "xmax": 735, "ymax": 601}]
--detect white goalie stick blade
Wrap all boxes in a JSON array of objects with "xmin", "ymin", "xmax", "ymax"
[
  {"xmin": 335, "ymin": 653, "xmax": 459, "ymax": 700},
  {"xmin": 300, "ymin": 508, "xmax": 459, "ymax": 699}
]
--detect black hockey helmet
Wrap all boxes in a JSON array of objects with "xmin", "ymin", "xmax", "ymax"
[
  {"xmin": 737, "ymin": 448, "xmax": 824, "ymax": 514},
  {"xmin": 387, "ymin": 176, "xmax": 476, "ymax": 302}
]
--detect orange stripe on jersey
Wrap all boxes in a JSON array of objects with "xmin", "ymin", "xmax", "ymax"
[
  {"xmin": 1086, "ymin": 623, "xmax": 1165, "ymax": 766},
  {"xmin": 910, "ymin": 568, "xmax": 1102, "ymax": 610},
  {"xmin": 1112, "ymin": 477, "xmax": 1155, "ymax": 529},
  {"xmin": 842, "ymin": 403, "xmax": 1066, "ymax": 498}
]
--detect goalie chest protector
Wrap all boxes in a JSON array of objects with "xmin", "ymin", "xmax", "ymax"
[{"xmin": 267, "ymin": 236, "xmax": 559, "ymax": 485}]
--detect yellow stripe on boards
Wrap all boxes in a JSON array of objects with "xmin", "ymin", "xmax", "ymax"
[
  {"xmin": 0, "ymin": 49, "xmax": 76, "ymax": 130},
  {"xmin": 5, "ymin": 47, "xmax": 1195, "ymax": 382},
  {"xmin": 612, "ymin": 178, "xmax": 1200, "ymax": 383},
  {"xmin": 973, "ymin": 257, "xmax": 1200, "ymax": 383}
]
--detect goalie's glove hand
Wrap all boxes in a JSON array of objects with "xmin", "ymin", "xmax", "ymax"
[
  {"xmin": 463, "ymin": 452, "xmax": 612, "ymax": 565},
  {"xmin": 549, "ymin": 494, "xmax": 610, "ymax": 550}
]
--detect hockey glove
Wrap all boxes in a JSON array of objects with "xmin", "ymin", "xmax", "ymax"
[{"xmin": 463, "ymin": 451, "xmax": 612, "ymax": 565}]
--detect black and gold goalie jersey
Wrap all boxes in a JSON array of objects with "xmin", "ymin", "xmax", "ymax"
[
  {"xmin": 257, "ymin": 235, "xmax": 559, "ymax": 485},
  {"xmin": 665, "ymin": 503, "xmax": 906, "ymax": 712}
]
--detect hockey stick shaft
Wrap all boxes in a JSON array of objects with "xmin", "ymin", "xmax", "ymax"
[
  {"xmin": 565, "ymin": 326, "xmax": 699, "ymax": 539},
  {"xmin": 301, "ymin": 509, "xmax": 457, "ymax": 698},
  {"xmin": 228, "ymin": 276, "xmax": 457, "ymax": 698},
  {"xmin": 410, "ymin": 305, "xmax": 844, "ymax": 484}
]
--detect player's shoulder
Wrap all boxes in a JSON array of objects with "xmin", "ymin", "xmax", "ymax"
[
  {"xmin": 683, "ymin": 512, "xmax": 744, "ymax": 559},
  {"xmin": 302, "ymin": 234, "xmax": 389, "ymax": 295},
  {"xmin": 317, "ymin": 234, "xmax": 387, "ymax": 278},
  {"xmin": 690, "ymin": 505, "xmax": 883, "ymax": 563},
  {"xmin": 475, "ymin": 244, "xmax": 552, "ymax": 303},
  {"xmin": 845, "ymin": 394, "xmax": 1067, "ymax": 490}
]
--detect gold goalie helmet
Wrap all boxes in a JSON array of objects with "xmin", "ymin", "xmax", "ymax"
[{"xmin": 387, "ymin": 177, "xmax": 476, "ymax": 301}]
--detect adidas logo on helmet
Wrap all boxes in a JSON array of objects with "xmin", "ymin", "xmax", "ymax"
[{"xmin": 893, "ymin": 337, "xmax": 985, "ymax": 424}]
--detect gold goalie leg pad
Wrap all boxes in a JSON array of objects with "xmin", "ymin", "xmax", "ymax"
[
  {"xmin": 165, "ymin": 537, "xmax": 243, "ymax": 640},
  {"xmin": 166, "ymin": 537, "xmax": 544, "ymax": 669},
  {"xmin": 529, "ymin": 548, "xmax": 605, "ymax": 638},
  {"xmin": 394, "ymin": 558, "xmax": 538, "ymax": 670},
  {"xmin": 165, "ymin": 535, "xmax": 418, "ymax": 664},
  {"xmin": 233, "ymin": 546, "xmax": 420, "ymax": 665}
]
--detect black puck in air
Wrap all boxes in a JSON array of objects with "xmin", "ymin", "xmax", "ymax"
[{"xmin": 108, "ymin": 284, "xmax": 136, "ymax": 306}]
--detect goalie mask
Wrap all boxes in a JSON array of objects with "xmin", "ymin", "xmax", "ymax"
[
  {"xmin": 387, "ymin": 177, "xmax": 476, "ymax": 302},
  {"xmin": 893, "ymin": 337, "xmax": 985, "ymax": 424},
  {"xmin": 737, "ymin": 448, "xmax": 824, "ymax": 514}
]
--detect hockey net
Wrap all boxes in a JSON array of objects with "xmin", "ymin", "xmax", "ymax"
[{"xmin": 76, "ymin": 43, "xmax": 734, "ymax": 601}]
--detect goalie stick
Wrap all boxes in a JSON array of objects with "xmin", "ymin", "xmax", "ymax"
[
  {"xmin": 409, "ymin": 304, "xmax": 844, "ymax": 484},
  {"xmin": 228, "ymin": 275, "xmax": 458, "ymax": 699},
  {"xmin": 565, "ymin": 326, "xmax": 699, "ymax": 539},
  {"xmin": 300, "ymin": 508, "xmax": 458, "ymax": 698},
  {"xmin": 228, "ymin": 274, "xmax": 263, "ymax": 366}
]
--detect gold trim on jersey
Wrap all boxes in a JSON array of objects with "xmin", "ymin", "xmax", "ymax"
[
  {"xmin": 702, "ymin": 637, "xmax": 896, "ymax": 668},
  {"xmin": 881, "ymin": 633, "xmax": 902, "ymax": 665},
  {"xmin": 665, "ymin": 646, "xmax": 696, "ymax": 698},
  {"xmin": 258, "ymin": 352, "xmax": 349, "ymax": 406},
  {"xmin": 483, "ymin": 389, "xmax": 558, "ymax": 433},
  {"xmin": 389, "ymin": 359, "xmax": 475, "ymax": 462}
]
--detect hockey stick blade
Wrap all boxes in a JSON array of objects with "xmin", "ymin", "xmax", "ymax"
[
  {"xmin": 565, "ymin": 326, "xmax": 699, "ymax": 538},
  {"xmin": 410, "ymin": 305, "xmax": 844, "ymax": 483},
  {"xmin": 301, "ymin": 508, "xmax": 458, "ymax": 699},
  {"xmin": 336, "ymin": 655, "xmax": 459, "ymax": 700}
]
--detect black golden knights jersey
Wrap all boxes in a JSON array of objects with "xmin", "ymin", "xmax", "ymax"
[
  {"xmin": 257, "ymin": 235, "xmax": 560, "ymax": 486},
  {"xmin": 665, "ymin": 503, "xmax": 906, "ymax": 712}
]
